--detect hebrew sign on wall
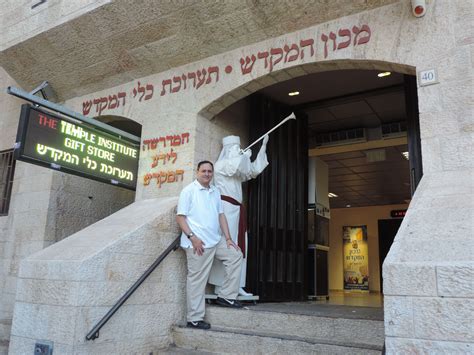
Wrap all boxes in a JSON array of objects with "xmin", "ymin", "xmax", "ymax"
[
  {"xmin": 81, "ymin": 23, "xmax": 372, "ymax": 116},
  {"xmin": 14, "ymin": 104, "xmax": 139, "ymax": 189}
]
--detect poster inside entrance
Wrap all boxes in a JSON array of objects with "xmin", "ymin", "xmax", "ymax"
[{"xmin": 343, "ymin": 226, "xmax": 369, "ymax": 291}]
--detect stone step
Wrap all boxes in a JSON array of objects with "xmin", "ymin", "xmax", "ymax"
[
  {"xmin": 158, "ymin": 345, "xmax": 216, "ymax": 354},
  {"xmin": 204, "ymin": 305, "xmax": 384, "ymax": 347},
  {"xmin": 172, "ymin": 326, "xmax": 382, "ymax": 355}
]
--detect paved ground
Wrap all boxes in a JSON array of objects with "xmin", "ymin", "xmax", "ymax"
[{"xmin": 245, "ymin": 302, "xmax": 384, "ymax": 321}]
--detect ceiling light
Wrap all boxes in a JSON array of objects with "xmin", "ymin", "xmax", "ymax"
[
  {"xmin": 365, "ymin": 149, "xmax": 386, "ymax": 162},
  {"xmin": 328, "ymin": 193, "xmax": 338, "ymax": 198},
  {"xmin": 402, "ymin": 151, "xmax": 409, "ymax": 160},
  {"xmin": 377, "ymin": 72, "xmax": 391, "ymax": 78},
  {"xmin": 288, "ymin": 91, "xmax": 300, "ymax": 96}
]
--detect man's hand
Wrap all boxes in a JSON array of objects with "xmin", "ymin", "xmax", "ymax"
[
  {"xmin": 190, "ymin": 236, "xmax": 205, "ymax": 256},
  {"xmin": 226, "ymin": 238, "xmax": 241, "ymax": 252}
]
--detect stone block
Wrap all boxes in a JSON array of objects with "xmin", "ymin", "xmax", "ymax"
[
  {"xmin": 440, "ymin": 133, "xmax": 474, "ymax": 170},
  {"xmin": 10, "ymin": 302, "xmax": 77, "ymax": 344},
  {"xmin": 383, "ymin": 263, "xmax": 437, "ymax": 296},
  {"xmin": 8, "ymin": 335, "xmax": 73, "ymax": 355},
  {"xmin": 385, "ymin": 336, "xmax": 473, "ymax": 354},
  {"xmin": 384, "ymin": 296, "xmax": 414, "ymax": 337},
  {"xmin": 417, "ymin": 84, "xmax": 444, "ymax": 114},
  {"xmin": 15, "ymin": 278, "xmax": 79, "ymax": 306},
  {"xmin": 333, "ymin": 318, "xmax": 384, "ymax": 346},
  {"xmin": 419, "ymin": 108, "xmax": 473, "ymax": 140},
  {"xmin": 437, "ymin": 263, "xmax": 474, "ymax": 297},
  {"xmin": 73, "ymin": 335, "xmax": 170, "ymax": 355},
  {"xmin": 420, "ymin": 137, "xmax": 443, "ymax": 174},
  {"xmin": 413, "ymin": 297, "xmax": 474, "ymax": 342},
  {"xmin": 423, "ymin": 169, "xmax": 473, "ymax": 196},
  {"xmin": 75, "ymin": 303, "xmax": 180, "ymax": 342}
]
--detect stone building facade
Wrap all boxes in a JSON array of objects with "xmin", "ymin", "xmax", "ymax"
[{"xmin": 0, "ymin": 0, "xmax": 472, "ymax": 353}]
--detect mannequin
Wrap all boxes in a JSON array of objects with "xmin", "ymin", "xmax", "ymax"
[{"xmin": 208, "ymin": 134, "xmax": 269, "ymax": 296}]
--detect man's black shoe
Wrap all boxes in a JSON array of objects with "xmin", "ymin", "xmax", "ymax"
[
  {"xmin": 187, "ymin": 320, "xmax": 211, "ymax": 330},
  {"xmin": 215, "ymin": 297, "xmax": 243, "ymax": 308}
]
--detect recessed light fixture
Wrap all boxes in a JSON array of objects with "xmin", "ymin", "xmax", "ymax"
[
  {"xmin": 377, "ymin": 71, "xmax": 391, "ymax": 78},
  {"xmin": 288, "ymin": 91, "xmax": 300, "ymax": 96},
  {"xmin": 328, "ymin": 192, "xmax": 338, "ymax": 198},
  {"xmin": 402, "ymin": 151, "xmax": 409, "ymax": 160}
]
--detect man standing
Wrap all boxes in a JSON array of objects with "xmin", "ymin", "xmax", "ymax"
[
  {"xmin": 177, "ymin": 160, "xmax": 243, "ymax": 330},
  {"xmin": 208, "ymin": 135, "xmax": 269, "ymax": 296}
]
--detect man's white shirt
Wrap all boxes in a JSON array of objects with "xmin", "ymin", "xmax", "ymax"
[{"xmin": 177, "ymin": 180, "xmax": 224, "ymax": 249}]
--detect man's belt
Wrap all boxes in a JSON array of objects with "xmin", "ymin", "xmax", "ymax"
[{"xmin": 221, "ymin": 195, "xmax": 246, "ymax": 258}]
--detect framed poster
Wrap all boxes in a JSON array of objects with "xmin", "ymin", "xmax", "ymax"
[{"xmin": 343, "ymin": 226, "xmax": 369, "ymax": 291}]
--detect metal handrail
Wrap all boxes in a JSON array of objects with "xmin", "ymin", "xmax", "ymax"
[{"xmin": 85, "ymin": 235, "xmax": 181, "ymax": 340}]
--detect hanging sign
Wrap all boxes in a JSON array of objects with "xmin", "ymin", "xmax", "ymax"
[
  {"xmin": 390, "ymin": 209, "xmax": 407, "ymax": 218},
  {"xmin": 343, "ymin": 225, "xmax": 369, "ymax": 291},
  {"xmin": 14, "ymin": 104, "xmax": 139, "ymax": 190}
]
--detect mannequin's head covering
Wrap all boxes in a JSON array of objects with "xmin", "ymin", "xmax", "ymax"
[
  {"xmin": 217, "ymin": 135, "xmax": 242, "ymax": 162},
  {"xmin": 222, "ymin": 135, "xmax": 240, "ymax": 146}
]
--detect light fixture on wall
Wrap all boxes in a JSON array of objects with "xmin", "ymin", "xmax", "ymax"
[
  {"xmin": 346, "ymin": 204, "xmax": 351, "ymax": 208},
  {"xmin": 402, "ymin": 151, "xmax": 409, "ymax": 160},
  {"xmin": 377, "ymin": 72, "xmax": 391, "ymax": 78},
  {"xmin": 288, "ymin": 91, "xmax": 300, "ymax": 96},
  {"xmin": 328, "ymin": 192, "xmax": 338, "ymax": 198}
]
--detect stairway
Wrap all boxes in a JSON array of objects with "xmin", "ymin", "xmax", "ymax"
[{"xmin": 169, "ymin": 303, "xmax": 384, "ymax": 354}]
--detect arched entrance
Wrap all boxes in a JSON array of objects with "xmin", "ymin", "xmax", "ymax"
[{"xmin": 200, "ymin": 60, "xmax": 422, "ymax": 305}]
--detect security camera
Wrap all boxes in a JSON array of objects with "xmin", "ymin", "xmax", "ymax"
[{"xmin": 411, "ymin": 0, "xmax": 426, "ymax": 18}]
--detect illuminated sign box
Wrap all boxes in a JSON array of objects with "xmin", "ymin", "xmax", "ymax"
[
  {"xmin": 390, "ymin": 209, "xmax": 407, "ymax": 218},
  {"xmin": 15, "ymin": 104, "xmax": 139, "ymax": 190}
]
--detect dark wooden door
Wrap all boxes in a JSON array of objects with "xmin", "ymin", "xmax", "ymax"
[
  {"xmin": 247, "ymin": 94, "xmax": 308, "ymax": 302},
  {"xmin": 404, "ymin": 75, "xmax": 423, "ymax": 194},
  {"xmin": 378, "ymin": 218, "xmax": 402, "ymax": 293}
]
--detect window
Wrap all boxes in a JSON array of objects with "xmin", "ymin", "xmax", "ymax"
[{"xmin": 0, "ymin": 149, "xmax": 15, "ymax": 215}]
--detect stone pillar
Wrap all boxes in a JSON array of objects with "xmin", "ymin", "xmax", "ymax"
[{"xmin": 383, "ymin": 1, "xmax": 474, "ymax": 352}]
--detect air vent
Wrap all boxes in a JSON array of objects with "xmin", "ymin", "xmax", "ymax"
[
  {"xmin": 315, "ymin": 128, "xmax": 366, "ymax": 147},
  {"xmin": 382, "ymin": 121, "xmax": 407, "ymax": 138}
]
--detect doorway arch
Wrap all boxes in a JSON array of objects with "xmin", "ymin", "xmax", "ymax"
[
  {"xmin": 196, "ymin": 59, "xmax": 421, "ymax": 302},
  {"xmin": 198, "ymin": 59, "xmax": 415, "ymax": 120}
]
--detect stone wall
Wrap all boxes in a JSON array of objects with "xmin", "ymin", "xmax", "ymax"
[
  {"xmin": 8, "ymin": 197, "xmax": 185, "ymax": 354},
  {"xmin": 383, "ymin": 170, "xmax": 473, "ymax": 353},
  {"xmin": 0, "ymin": 67, "xmax": 135, "ymax": 353}
]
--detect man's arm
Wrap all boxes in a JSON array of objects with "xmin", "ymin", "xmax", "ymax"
[
  {"xmin": 176, "ymin": 215, "xmax": 205, "ymax": 256},
  {"xmin": 219, "ymin": 213, "xmax": 240, "ymax": 251}
]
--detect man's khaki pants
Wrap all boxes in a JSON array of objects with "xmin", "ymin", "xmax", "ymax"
[{"xmin": 185, "ymin": 236, "xmax": 243, "ymax": 322}]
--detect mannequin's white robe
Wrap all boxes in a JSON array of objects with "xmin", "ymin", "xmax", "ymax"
[{"xmin": 208, "ymin": 146, "xmax": 268, "ymax": 288}]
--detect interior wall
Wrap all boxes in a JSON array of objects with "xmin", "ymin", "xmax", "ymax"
[{"xmin": 328, "ymin": 203, "xmax": 408, "ymax": 292}]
